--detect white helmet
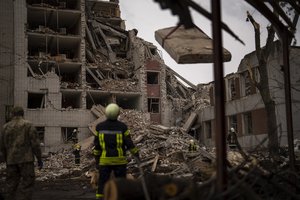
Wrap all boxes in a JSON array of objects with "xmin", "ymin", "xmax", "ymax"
[
  {"xmin": 105, "ymin": 103, "xmax": 120, "ymax": 120},
  {"xmin": 230, "ymin": 127, "xmax": 235, "ymax": 132},
  {"xmin": 189, "ymin": 139, "xmax": 194, "ymax": 144}
]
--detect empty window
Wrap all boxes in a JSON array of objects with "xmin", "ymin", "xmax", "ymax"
[
  {"xmin": 36, "ymin": 127, "xmax": 45, "ymax": 143},
  {"xmin": 204, "ymin": 121, "xmax": 212, "ymax": 139},
  {"xmin": 243, "ymin": 112, "xmax": 252, "ymax": 135},
  {"xmin": 62, "ymin": 92, "xmax": 81, "ymax": 109},
  {"xmin": 228, "ymin": 78, "xmax": 236, "ymax": 100},
  {"xmin": 148, "ymin": 98, "xmax": 160, "ymax": 113},
  {"xmin": 147, "ymin": 72, "xmax": 159, "ymax": 84},
  {"xmin": 28, "ymin": 93, "xmax": 45, "ymax": 108}
]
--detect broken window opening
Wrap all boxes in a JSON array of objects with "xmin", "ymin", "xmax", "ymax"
[
  {"xmin": 228, "ymin": 115, "xmax": 237, "ymax": 133},
  {"xmin": 86, "ymin": 93, "xmax": 110, "ymax": 109},
  {"xmin": 243, "ymin": 112, "xmax": 252, "ymax": 135},
  {"xmin": 36, "ymin": 127, "xmax": 45, "ymax": 143},
  {"xmin": 28, "ymin": 92, "xmax": 46, "ymax": 109},
  {"xmin": 148, "ymin": 98, "xmax": 160, "ymax": 113},
  {"xmin": 61, "ymin": 92, "xmax": 81, "ymax": 109},
  {"xmin": 204, "ymin": 121, "xmax": 212, "ymax": 139},
  {"xmin": 60, "ymin": 71, "xmax": 81, "ymax": 89},
  {"xmin": 86, "ymin": 70, "xmax": 101, "ymax": 89},
  {"xmin": 27, "ymin": 61, "xmax": 56, "ymax": 77},
  {"xmin": 147, "ymin": 72, "xmax": 159, "ymax": 85},
  {"xmin": 227, "ymin": 78, "xmax": 236, "ymax": 100},
  {"xmin": 61, "ymin": 127, "xmax": 77, "ymax": 143},
  {"xmin": 116, "ymin": 96, "xmax": 140, "ymax": 110},
  {"xmin": 27, "ymin": 35, "xmax": 81, "ymax": 62},
  {"xmin": 26, "ymin": 0, "xmax": 81, "ymax": 10},
  {"xmin": 149, "ymin": 47, "xmax": 157, "ymax": 56},
  {"xmin": 87, "ymin": 1, "xmax": 120, "ymax": 18}
]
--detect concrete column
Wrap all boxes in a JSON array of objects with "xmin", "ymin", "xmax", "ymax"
[{"xmin": 13, "ymin": 0, "xmax": 27, "ymax": 108}]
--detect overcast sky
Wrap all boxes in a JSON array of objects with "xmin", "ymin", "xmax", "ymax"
[{"xmin": 119, "ymin": 0, "xmax": 300, "ymax": 85}]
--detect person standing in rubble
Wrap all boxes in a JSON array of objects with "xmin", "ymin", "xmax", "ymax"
[
  {"xmin": 0, "ymin": 106, "xmax": 43, "ymax": 200},
  {"xmin": 188, "ymin": 139, "xmax": 197, "ymax": 152},
  {"xmin": 93, "ymin": 103, "xmax": 139, "ymax": 200},
  {"xmin": 72, "ymin": 138, "xmax": 81, "ymax": 165},
  {"xmin": 227, "ymin": 127, "xmax": 239, "ymax": 150},
  {"xmin": 72, "ymin": 129, "xmax": 78, "ymax": 143}
]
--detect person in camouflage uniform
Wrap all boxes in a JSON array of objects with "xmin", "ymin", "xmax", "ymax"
[{"xmin": 0, "ymin": 106, "xmax": 43, "ymax": 200}]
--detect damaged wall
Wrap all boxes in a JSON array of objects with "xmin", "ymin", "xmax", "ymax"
[
  {"xmin": 0, "ymin": 0, "xmax": 14, "ymax": 126},
  {"xmin": 0, "ymin": 0, "xmax": 201, "ymax": 152},
  {"xmin": 199, "ymin": 45, "xmax": 300, "ymax": 149}
]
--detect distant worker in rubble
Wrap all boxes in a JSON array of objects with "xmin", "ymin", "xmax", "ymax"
[
  {"xmin": 72, "ymin": 129, "xmax": 78, "ymax": 143},
  {"xmin": 72, "ymin": 138, "xmax": 81, "ymax": 165},
  {"xmin": 93, "ymin": 103, "xmax": 140, "ymax": 199},
  {"xmin": 0, "ymin": 106, "xmax": 43, "ymax": 200},
  {"xmin": 188, "ymin": 139, "xmax": 197, "ymax": 152},
  {"xmin": 227, "ymin": 127, "xmax": 239, "ymax": 150}
]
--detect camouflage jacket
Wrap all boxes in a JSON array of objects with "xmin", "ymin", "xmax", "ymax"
[{"xmin": 0, "ymin": 116, "xmax": 42, "ymax": 165}]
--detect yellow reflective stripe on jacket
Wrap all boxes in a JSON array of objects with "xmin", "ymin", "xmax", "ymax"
[
  {"xmin": 93, "ymin": 149, "xmax": 100, "ymax": 156},
  {"xmin": 96, "ymin": 193, "xmax": 103, "ymax": 198},
  {"xmin": 124, "ymin": 130, "xmax": 130, "ymax": 137},
  {"xmin": 130, "ymin": 147, "xmax": 139, "ymax": 155},
  {"xmin": 99, "ymin": 156, "xmax": 128, "ymax": 165},
  {"xmin": 99, "ymin": 133, "xmax": 106, "ymax": 157},
  {"xmin": 116, "ymin": 133, "xmax": 123, "ymax": 157}
]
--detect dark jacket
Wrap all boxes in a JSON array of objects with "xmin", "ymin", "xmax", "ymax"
[
  {"xmin": 0, "ymin": 116, "xmax": 42, "ymax": 165},
  {"xmin": 93, "ymin": 119, "xmax": 138, "ymax": 165}
]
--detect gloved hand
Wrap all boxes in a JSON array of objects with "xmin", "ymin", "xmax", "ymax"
[{"xmin": 37, "ymin": 160, "xmax": 43, "ymax": 170}]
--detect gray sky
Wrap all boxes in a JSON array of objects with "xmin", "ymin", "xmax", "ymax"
[{"xmin": 119, "ymin": 0, "xmax": 300, "ymax": 85}]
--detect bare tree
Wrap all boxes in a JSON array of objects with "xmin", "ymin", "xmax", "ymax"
[{"xmin": 246, "ymin": 1, "xmax": 299, "ymax": 156}]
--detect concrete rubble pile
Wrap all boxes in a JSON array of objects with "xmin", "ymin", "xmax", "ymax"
[
  {"xmin": 0, "ymin": 109, "xmax": 255, "ymax": 183},
  {"xmin": 25, "ymin": 109, "xmax": 217, "ymax": 182}
]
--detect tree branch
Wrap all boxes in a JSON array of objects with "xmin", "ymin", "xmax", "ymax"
[{"xmin": 247, "ymin": 11, "xmax": 262, "ymax": 59}]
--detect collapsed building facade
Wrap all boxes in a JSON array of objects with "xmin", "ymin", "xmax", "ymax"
[{"xmin": 0, "ymin": 0, "xmax": 202, "ymax": 152}]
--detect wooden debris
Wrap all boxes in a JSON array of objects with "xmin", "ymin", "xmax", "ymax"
[
  {"xmin": 104, "ymin": 175, "xmax": 192, "ymax": 200},
  {"xmin": 151, "ymin": 155, "xmax": 159, "ymax": 172}
]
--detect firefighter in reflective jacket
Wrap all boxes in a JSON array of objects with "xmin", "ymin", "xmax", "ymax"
[
  {"xmin": 188, "ymin": 139, "xmax": 197, "ymax": 152},
  {"xmin": 93, "ymin": 103, "xmax": 139, "ymax": 199},
  {"xmin": 72, "ymin": 139, "xmax": 81, "ymax": 165}
]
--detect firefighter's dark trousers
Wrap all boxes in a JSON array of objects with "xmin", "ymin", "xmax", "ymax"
[
  {"xmin": 96, "ymin": 165, "xmax": 126, "ymax": 199},
  {"xmin": 74, "ymin": 154, "xmax": 80, "ymax": 165},
  {"xmin": 5, "ymin": 162, "xmax": 35, "ymax": 200}
]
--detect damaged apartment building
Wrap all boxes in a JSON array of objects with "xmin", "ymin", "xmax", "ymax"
[
  {"xmin": 0, "ymin": 0, "xmax": 198, "ymax": 152},
  {"xmin": 198, "ymin": 42, "xmax": 300, "ymax": 149}
]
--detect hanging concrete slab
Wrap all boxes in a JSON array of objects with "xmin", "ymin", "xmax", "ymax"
[
  {"xmin": 155, "ymin": 25, "xmax": 232, "ymax": 64},
  {"xmin": 182, "ymin": 112, "xmax": 198, "ymax": 133}
]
